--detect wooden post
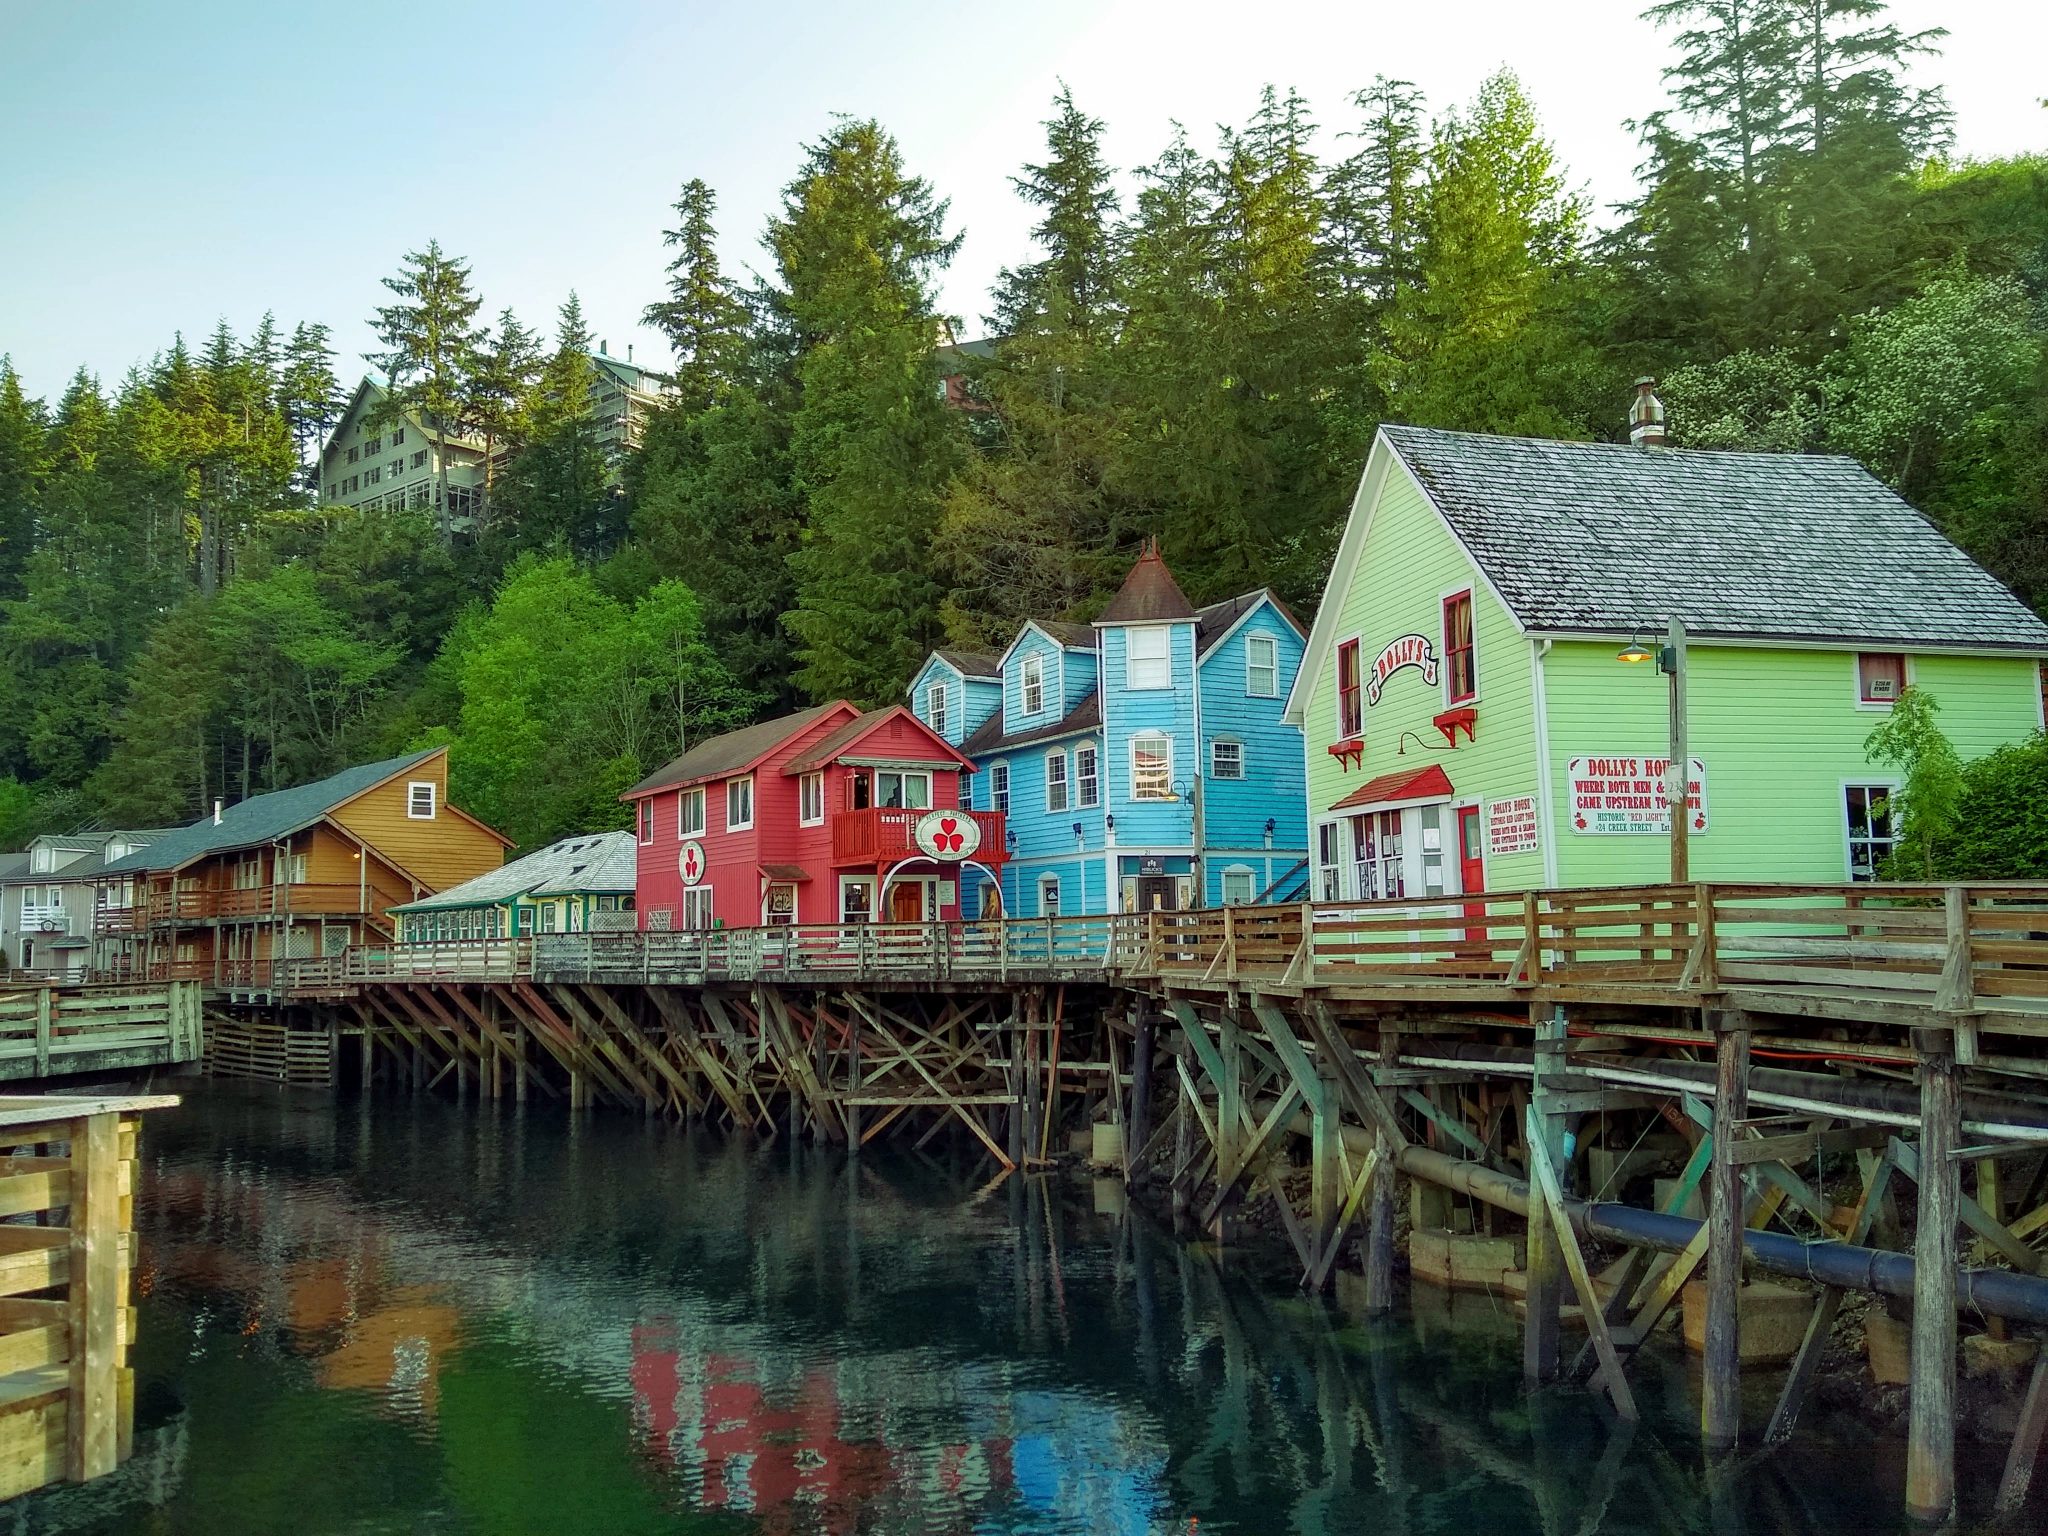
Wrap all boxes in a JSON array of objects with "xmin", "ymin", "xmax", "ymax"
[
  {"xmin": 1127, "ymin": 1008, "xmax": 1155, "ymax": 1182},
  {"xmin": 1702, "ymin": 1012, "xmax": 1750, "ymax": 1452},
  {"xmin": 1524, "ymin": 1007, "xmax": 1565, "ymax": 1381},
  {"xmin": 1365, "ymin": 1026, "xmax": 1399, "ymax": 1315},
  {"xmin": 1996, "ymin": 1352, "xmax": 2048, "ymax": 1517},
  {"xmin": 846, "ymin": 999, "xmax": 863, "ymax": 1155},
  {"xmin": 1906, "ymin": 1032, "xmax": 1959, "ymax": 1525},
  {"xmin": 1171, "ymin": 1054, "xmax": 1193, "ymax": 1231},
  {"xmin": 512, "ymin": 997, "xmax": 529, "ymax": 1106},
  {"xmin": 35, "ymin": 988, "xmax": 52, "ymax": 1078},
  {"xmin": 359, "ymin": 1009, "xmax": 373, "ymax": 1094},
  {"xmin": 1666, "ymin": 615, "xmax": 1688, "ymax": 884},
  {"xmin": 67, "ymin": 1111, "xmax": 120, "ymax": 1482}
]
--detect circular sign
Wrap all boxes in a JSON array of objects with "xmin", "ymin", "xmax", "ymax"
[
  {"xmin": 913, "ymin": 809, "xmax": 981, "ymax": 862},
  {"xmin": 679, "ymin": 840, "xmax": 707, "ymax": 887}
]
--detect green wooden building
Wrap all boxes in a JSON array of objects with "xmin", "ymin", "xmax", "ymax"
[
  {"xmin": 1285, "ymin": 411, "xmax": 2048, "ymax": 900},
  {"xmin": 392, "ymin": 831, "xmax": 635, "ymax": 943}
]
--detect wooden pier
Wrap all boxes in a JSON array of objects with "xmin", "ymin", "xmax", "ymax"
[
  {"xmin": 0, "ymin": 984, "xmax": 203, "ymax": 1084},
  {"xmin": 0, "ymin": 1092, "xmax": 176, "ymax": 1501},
  {"xmin": 187, "ymin": 880, "xmax": 2048, "ymax": 1522}
]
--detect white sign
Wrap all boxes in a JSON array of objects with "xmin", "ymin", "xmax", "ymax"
[
  {"xmin": 1366, "ymin": 633, "xmax": 1439, "ymax": 706},
  {"xmin": 913, "ymin": 809, "xmax": 982, "ymax": 862},
  {"xmin": 1486, "ymin": 795, "xmax": 1541, "ymax": 857},
  {"xmin": 679, "ymin": 840, "xmax": 707, "ymax": 887},
  {"xmin": 1568, "ymin": 755, "xmax": 1708, "ymax": 836}
]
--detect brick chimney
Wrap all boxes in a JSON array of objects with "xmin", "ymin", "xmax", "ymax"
[{"xmin": 1629, "ymin": 377, "xmax": 1667, "ymax": 448}]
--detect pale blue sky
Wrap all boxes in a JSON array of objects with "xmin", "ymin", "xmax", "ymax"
[{"xmin": 1, "ymin": 0, "xmax": 2042, "ymax": 399}]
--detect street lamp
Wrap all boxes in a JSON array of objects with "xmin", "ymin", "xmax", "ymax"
[{"xmin": 1617, "ymin": 617, "xmax": 1690, "ymax": 882}]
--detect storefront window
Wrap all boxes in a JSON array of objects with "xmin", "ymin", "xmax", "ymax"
[
  {"xmin": 1419, "ymin": 804, "xmax": 1448, "ymax": 896},
  {"xmin": 1317, "ymin": 824, "xmax": 1342, "ymax": 901},
  {"xmin": 1846, "ymin": 784, "xmax": 1898, "ymax": 879}
]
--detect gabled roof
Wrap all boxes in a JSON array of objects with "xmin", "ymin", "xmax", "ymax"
[
  {"xmin": 1380, "ymin": 424, "xmax": 2048, "ymax": 651},
  {"xmin": 624, "ymin": 702, "xmax": 853, "ymax": 798},
  {"xmin": 0, "ymin": 853, "xmax": 28, "ymax": 883},
  {"xmin": 961, "ymin": 693, "xmax": 1104, "ymax": 758},
  {"xmin": 1097, "ymin": 538, "xmax": 1197, "ymax": 624},
  {"xmin": 1194, "ymin": 589, "xmax": 1307, "ymax": 658},
  {"xmin": 1330, "ymin": 763, "xmax": 1454, "ymax": 813},
  {"xmin": 933, "ymin": 649, "xmax": 1001, "ymax": 680},
  {"xmin": 99, "ymin": 749, "xmax": 457, "ymax": 874},
  {"xmin": 391, "ymin": 831, "xmax": 635, "ymax": 913},
  {"xmin": 782, "ymin": 706, "xmax": 970, "ymax": 775},
  {"xmin": 318, "ymin": 377, "xmax": 487, "ymax": 466}
]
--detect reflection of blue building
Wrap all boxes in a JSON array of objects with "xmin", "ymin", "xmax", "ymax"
[
  {"xmin": 1007, "ymin": 1389, "xmax": 1165, "ymax": 1536},
  {"xmin": 907, "ymin": 543, "xmax": 1309, "ymax": 917}
]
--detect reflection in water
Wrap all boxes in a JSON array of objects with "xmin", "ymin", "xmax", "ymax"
[{"xmin": 17, "ymin": 1084, "xmax": 1954, "ymax": 1534}]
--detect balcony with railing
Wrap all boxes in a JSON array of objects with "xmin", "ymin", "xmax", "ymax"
[
  {"xmin": 136, "ymin": 882, "xmax": 380, "ymax": 924},
  {"xmin": 830, "ymin": 808, "xmax": 1006, "ymax": 866}
]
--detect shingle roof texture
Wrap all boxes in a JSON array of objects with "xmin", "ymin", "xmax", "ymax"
[
  {"xmin": 625, "ymin": 703, "xmax": 846, "ymax": 796},
  {"xmin": 961, "ymin": 693, "xmax": 1103, "ymax": 757},
  {"xmin": 1383, "ymin": 424, "xmax": 2048, "ymax": 650},
  {"xmin": 1096, "ymin": 542, "xmax": 1197, "ymax": 623},
  {"xmin": 934, "ymin": 649, "xmax": 1001, "ymax": 679},
  {"xmin": 393, "ymin": 831, "xmax": 635, "ymax": 912},
  {"xmin": 100, "ymin": 750, "xmax": 443, "ymax": 874}
]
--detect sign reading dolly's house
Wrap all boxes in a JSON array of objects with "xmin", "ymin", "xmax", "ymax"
[{"xmin": 1568, "ymin": 756, "xmax": 1708, "ymax": 836}]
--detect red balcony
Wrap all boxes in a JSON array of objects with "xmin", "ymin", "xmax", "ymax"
[{"xmin": 830, "ymin": 808, "xmax": 1006, "ymax": 866}]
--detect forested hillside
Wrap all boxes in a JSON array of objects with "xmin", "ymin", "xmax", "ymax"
[{"xmin": 2, "ymin": 1, "xmax": 2043, "ymax": 854}]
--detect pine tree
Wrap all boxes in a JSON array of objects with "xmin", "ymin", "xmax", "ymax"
[
  {"xmin": 772, "ymin": 117, "xmax": 963, "ymax": 704},
  {"xmin": 369, "ymin": 240, "xmax": 486, "ymax": 543},
  {"xmin": 280, "ymin": 322, "xmax": 343, "ymax": 487},
  {"xmin": 500, "ymin": 294, "xmax": 616, "ymax": 561},
  {"xmin": 467, "ymin": 309, "xmax": 544, "ymax": 533},
  {"xmin": 0, "ymin": 360, "xmax": 46, "ymax": 602},
  {"xmin": 991, "ymin": 85, "xmax": 1119, "ymax": 340},
  {"xmin": 644, "ymin": 179, "xmax": 750, "ymax": 413}
]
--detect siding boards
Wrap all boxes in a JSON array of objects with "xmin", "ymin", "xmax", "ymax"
[{"xmin": 330, "ymin": 754, "xmax": 504, "ymax": 894}]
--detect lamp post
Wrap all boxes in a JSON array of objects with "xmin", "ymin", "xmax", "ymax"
[{"xmin": 1619, "ymin": 616, "xmax": 1689, "ymax": 882}]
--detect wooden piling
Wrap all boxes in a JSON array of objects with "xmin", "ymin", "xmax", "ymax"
[
  {"xmin": 1365, "ymin": 1026, "xmax": 1398, "ymax": 1314},
  {"xmin": 1523, "ymin": 1008, "xmax": 1565, "ymax": 1382},
  {"xmin": 1906, "ymin": 1032, "xmax": 1959, "ymax": 1524},
  {"xmin": 65, "ymin": 1112, "xmax": 120, "ymax": 1483},
  {"xmin": 1702, "ymin": 1012, "xmax": 1750, "ymax": 1452}
]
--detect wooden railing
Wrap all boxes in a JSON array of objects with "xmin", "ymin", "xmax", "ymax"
[
  {"xmin": 0, "ymin": 1092, "xmax": 178, "ymax": 1498},
  {"xmin": 260, "ymin": 882, "xmax": 2048, "ymax": 1020},
  {"xmin": 0, "ymin": 984, "xmax": 204, "ymax": 1080},
  {"xmin": 139, "ymin": 882, "xmax": 375, "ymax": 923},
  {"xmin": 829, "ymin": 807, "xmax": 1006, "ymax": 865}
]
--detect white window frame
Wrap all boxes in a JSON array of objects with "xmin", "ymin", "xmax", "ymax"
[
  {"xmin": 1046, "ymin": 748, "xmax": 1070, "ymax": 812},
  {"xmin": 1077, "ymin": 742, "xmax": 1100, "ymax": 808},
  {"xmin": 682, "ymin": 887, "xmax": 715, "ymax": 930},
  {"xmin": 926, "ymin": 680, "xmax": 949, "ymax": 737},
  {"xmin": 406, "ymin": 780, "xmax": 437, "ymax": 819},
  {"xmin": 873, "ymin": 770, "xmax": 931, "ymax": 810},
  {"xmin": 1843, "ymin": 779, "xmax": 1901, "ymax": 880},
  {"xmin": 726, "ymin": 775, "xmax": 754, "ymax": 831},
  {"xmin": 638, "ymin": 800, "xmax": 653, "ymax": 845},
  {"xmin": 1130, "ymin": 732, "xmax": 1173, "ymax": 801},
  {"xmin": 799, "ymin": 771, "xmax": 825, "ymax": 827},
  {"xmin": 1210, "ymin": 738, "xmax": 1245, "ymax": 780},
  {"xmin": 838, "ymin": 874, "xmax": 876, "ymax": 924},
  {"xmin": 678, "ymin": 786, "xmax": 706, "ymax": 838},
  {"xmin": 1245, "ymin": 634, "xmax": 1279, "ymax": 698},
  {"xmin": 1038, "ymin": 873, "xmax": 1062, "ymax": 917},
  {"xmin": 1021, "ymin": 653, "xmax": 1046, "ymax": 717},
  {"xmin": 989, "ymin": 760, "xmax": 1010, "ymax": 814},
  {"xmin": 1854, "ymin": 652, "xmax": 1910, "ymax": 710},
  {"xmin": 1221, "ymin": 865, "xmax": 1257, "ymax": 906},
  {"xmin": 1125, "ymin": 625, "xmax": 1172, "ymax": 690}
]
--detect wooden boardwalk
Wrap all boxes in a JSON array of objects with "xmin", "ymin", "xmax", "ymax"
[{"xmin": 0, "ymin": 984, "xmax": 203, "ymax": 1083}]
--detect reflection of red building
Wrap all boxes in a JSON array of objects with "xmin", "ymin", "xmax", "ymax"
[
  {"xmin": 623, "ymin": 703, "xmax": 1005, "ymax": 932},
  {"xmin": 629, "ymin": 1318, "xmax": 1015, "ymax": 1533}
]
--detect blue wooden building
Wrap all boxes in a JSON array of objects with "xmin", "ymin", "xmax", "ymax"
[{"xmin": 908, "ymin": 542, "xmax": 1309, "ymax": 917}]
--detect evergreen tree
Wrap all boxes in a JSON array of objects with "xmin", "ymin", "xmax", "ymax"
[
  {"xmin": 991, "ymin": 85, "xmax": 1119, "ymax": 339},
  {"xmin": 0, "ymin": 359, "xmax": 46, "ymax": 601},
  {"xmin": 772, "ymin": 117, "xmax": 963, "ymax": 703},
  {"xmin": 644, "ymin": 178, "xmax": 750, "ymax": 413},
  {"xmin": 467, "ymin": 309, "xmax": 545, "ymax": 534},
  {"xmin": 369, "ymin": 240, "xmax": 485, "ymax": 543},
  {"xmin": 280, "ymin": 322, "xmax": 343, "ymax": 488},
  {"xmin": 499, "ymin": 294, "xmax": 616, "ymax": 561}
]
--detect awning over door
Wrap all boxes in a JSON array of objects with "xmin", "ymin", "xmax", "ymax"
[
  {"xmin": 1328, "ymin": 763, "xmax": 1454, "ymax": 813},
  {"xmin": 758, "ymin": 864, "xmax": 813, "ymax": 882}
]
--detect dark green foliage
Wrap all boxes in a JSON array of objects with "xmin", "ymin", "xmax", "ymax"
[{"xmin": 1934, "ymin": 736, "xmax": 2048, "ymax": 880}]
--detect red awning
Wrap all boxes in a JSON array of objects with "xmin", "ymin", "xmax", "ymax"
[
  {"xmin": 1329, "ymin": 763, "xmax": 1454, "ymax": 813},
  {"xmin": 759, "ymin": 864, "xmax": 813, "ymax": 882}
]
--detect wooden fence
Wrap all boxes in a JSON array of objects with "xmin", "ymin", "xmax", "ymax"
[{"xmin": 0, "ymin": 984, "xmax": 203, "ymax": 1081}]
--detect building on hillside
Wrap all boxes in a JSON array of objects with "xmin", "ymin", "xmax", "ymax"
[
  {"xmin": 588, "ymin": 347, "xmax": 671, "ymax": 461},
  {"xmin": 934, "ymin": 331, "xmax": 997, "ymax": 413},
  {"xmin": 95, "ymin": 747, "xmax": 511, "ymax": 993},
  {"xmin": 0, "ymin": 828, "xmax": 170, "ymax": 980},
  {"xmin": 317, "ymin": 377, "xmax": 490, "ymax": 520},
  {"xmin": 623, "ymin": 703, "xmax": 1004, "ymax": 931},
  {"xmin": 1286, "ymin": 388, "xmax": 2048, "ymax": 900},
  {"xmin": 909, "ymin": 542, "xmax": 1310, "ymax": 917},
  {"xmin": 391, "ymin": 830, "xmax": 636, "ymax": 942}
]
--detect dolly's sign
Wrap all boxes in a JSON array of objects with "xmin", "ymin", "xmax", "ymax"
[
  {"xmin": 1567, "ymin": 755, "xmax": 1708, "ymax": 835},
  {"xmin": 1366, "ymin": 633, "xmax": 1438, "ymax": 706}
]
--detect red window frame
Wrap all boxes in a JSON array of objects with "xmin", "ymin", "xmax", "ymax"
[
  {"xmin": 1337, "ymin": 639, "xmax": 1363, "ymax": 738},
  {"xmin": 1443, "ymin": 591, "xmax": 1476, "ymax": 704}
]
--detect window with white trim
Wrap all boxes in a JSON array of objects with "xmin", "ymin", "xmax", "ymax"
[
  {"xmin": 1316, "ymin": 823, "xmax": 1342, "ymax": 901},
  {"xmin": 726, "ymin": 776, "xmax": 754, "ymax": 830},
  {"xmin": 1211, "ymin": 739, "xmax": 1244, "ymax": 780},
  {"xmin": 1077, "ymin": 743, "xmax": 1099, "ymax": 808},
  {"xmin": 990, "ymin": 761, "xmax": 1010, "ymax": 814},
  {"xmin": 1131, "ymin": 732, "xmax": 1172, "ymax": 800},
  {"xmin": 1126, "ymin": 626, "xmax": 1171, "ymax": 690},
  {"xmin": 1021, "ymin": 654, "xmax": 1046, "ymax": 716},
  {"xmin": 638, "ymin": 800, "xmax": 653, "ymax": 844},
  {"xmin": 682, "ymin": 887, "xmax": 715, "ymax": 930},
  {"xmin": 1038, "ymin": 874, "xmax": 1062, "ymax": 917},
  {"xmin": 1858, "ymin": 653, "xmax": 1906, "ymax": 705},
  {"xmin": 875, "ymin": 770, "xmax": 930, "ymax": 809},
  {"xmin": 926, "ymin": 681, "xmax": 949, "ymax": 736},
  {"xmin": 1245, "ymin": 634, "xmax": 1278, "ymax": 697},
  {"xmin": 407, "ymin": 781, "xmax": 437, "ymax": 819},
  {"xmin": 1845, "ymin": 783, "xmax": 1898, "ymax": 880},
  {"xmin": 799, "ymin": 771, "xmax": 825, "ymax": 826},
  {"xmin": 679, "ymin": 786, "xmax": 706, "ymax": 838},
  {"xmin": 1046, "ymin": 749, "xmax": 1070, "ymax": 812},
  {"xmin": 1221, "ymin": 866, "xmax": 1256, "ymax": 906}
]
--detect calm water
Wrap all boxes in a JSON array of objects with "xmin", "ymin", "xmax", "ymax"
[{"xmin": 9, "ymin": 1084, "xmax": 1982, "ymax": 1534}]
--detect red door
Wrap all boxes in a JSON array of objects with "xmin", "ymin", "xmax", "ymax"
[{"xmin": 1456, "ymin": 806, "xmax": 1487, "ymax": 947}]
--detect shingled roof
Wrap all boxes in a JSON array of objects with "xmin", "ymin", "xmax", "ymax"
[
  {"xmin": 392, "ymin": 831, "xmax": 635, "ymax": 913},
  {"xmin": 1097, "ymin": 538, "xmax": 1197, "ymax": 624},
  {"xmin": 933, "ymin": 649, "xmax": 1001, "ymax": 679},
  {"xmin": 1382, "ymin": 425, "xmax": 2048, "ymax": 650},
  {"xmin": 1194, "ymin": 589, "xmax": 1305, "ymax": 655},
  {"xmin": 961, "ymin": 693, "xmax": 1103, "ymax": 757},
  {"xmin": 100, "ymin": 749, "xmax": 450, "ymax": 875},
  {"xmin": 624, "ymin": 702, "xmax": 850, "ymax": 797}
]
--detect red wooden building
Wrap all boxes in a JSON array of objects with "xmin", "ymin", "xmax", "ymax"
[{"xmin": 622, "ymin": 702, "xmax": 1006, "ymax": 931}]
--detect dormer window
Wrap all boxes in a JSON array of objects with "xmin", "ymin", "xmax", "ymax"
[
  {"xmin": 926, "ymin": 681, "xmax": 949, "ymax": 736},
  {"xmin": 1126, "ymin": 626, "xmax": 1171, "ymax": 690},
  {"xmin": 1021, "ymin": 654, "xmax": 1045, "ymax": 716}
]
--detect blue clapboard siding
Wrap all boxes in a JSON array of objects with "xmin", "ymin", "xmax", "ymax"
[
  {"xmin": 905, "ymin": 658, "xmax": 1004, "ymax": 749},
  {"xmin": 1196, "ymin": 600, "xmax": 1310, "ymax": 897}
]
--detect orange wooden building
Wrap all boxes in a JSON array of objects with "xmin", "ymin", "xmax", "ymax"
[{"xmin": 94, "ymin": 748, "xmax": 509, "ymax": 992}]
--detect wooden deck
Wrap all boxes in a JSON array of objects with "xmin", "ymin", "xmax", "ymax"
[{"xmin": 0, "ymin": 985, "xmax": 204, "ymax": 1082}]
